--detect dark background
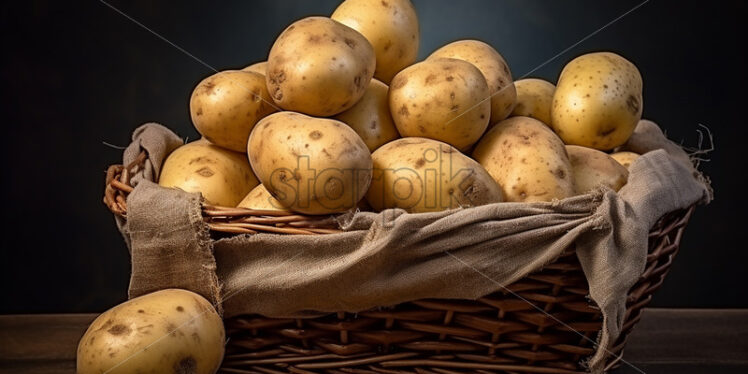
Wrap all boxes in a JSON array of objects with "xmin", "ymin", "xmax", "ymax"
[{"xmin": 0, "ymin": 0, "xmax": 744, "ymax": 314}]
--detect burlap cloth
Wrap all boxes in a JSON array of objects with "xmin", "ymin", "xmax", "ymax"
[{"xmin": 116, "ymin": 120, "xmax": 711, "ymax": 373}]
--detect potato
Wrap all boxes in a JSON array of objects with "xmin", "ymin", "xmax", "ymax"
[
  {"xmin": 266, "ymin": 17, "xmax": 375, "ymax": 116},
  {"xmin": 511, "ymin": 78, "xmax": 555, "ymax": 125},
  {"xmin": 472, "ymin": 116, "xmax": 574, "ymax": 202},
  {"xmin": 427, "ymin": 40, "xmax": 516, "ymax": 124},
  {"xmin": 389, "ymin": 58, "xmax": 490, "ymax": 151},
  {"xmin": 248, "ymin": 112, "xmax": 372, "ymax": 214},
  {"xmin": 334, "ymin": 78, "xmax": 399, "ymax": 151},
  {"xmin": 366, "ymin": 137, "xmax": 502, "ymax": 212},
  {"xmin": 566, "ymin": 145, "xmax": 629, "ymax": 194},
  {"xmin": 77, "ymin": 289, "xmax": 224, "ymax": 374},
  {"xmin": 551, "ymin": 52, "xmax": 643, "ymax": 150},
  {"xmin": 159, "ymin": 141, "xmax": 259, "ymax": 207},
  {"xmin": 237, "ymin": 184, "xmax": 288, "ymax": 211},
  {"xmin": 190, "ymin": 70, "xmax": 277, "ymax": 152},
  {"xmin": 331, "ymin": 0, "xmax": 419, "ymax": 84},
  {"xmin": 610, "ymin": 151, "xmax": 640, "ymax": 169},
  {"xmin": 242, "ymin": 61, "xmax": 267, "ymax": 75}
]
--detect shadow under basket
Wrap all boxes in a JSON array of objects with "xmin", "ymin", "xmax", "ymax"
[{"xmin": 105, "ymin": 152, "xmax": 695, "ymax": 374}]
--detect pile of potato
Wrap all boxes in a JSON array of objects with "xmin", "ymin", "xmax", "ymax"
[{"xmin": 160, "ymin": 0, "xmax": 644, "ymax": 215}]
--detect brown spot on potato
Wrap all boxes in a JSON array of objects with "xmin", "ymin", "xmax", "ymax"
[
  {"xmin": 415, "ymin": 158, "xmax": 425, "ymax": 168},
  {"xmin": 176, "ymin": 306, "xmax": 184, "ymax": 312},
  {"xmin": 108, "ymin": 324, "xmax": 131, "ymax": 336},
  {"xmin": 309, "ymin": 130, "xmax": 323, "ymax": 140},
  {"xmin": 626, "ymin": 94, "xmax": 640, "ymax": 114},
  {"xmin": 370, "ymin": 120, "xmax": 377, "ymax": 129},
  {"xmin": 174, "ymin": 356, "xmax": 197, "ymax": 374},
  {"xmin": 598, "ymin": 127, "xmax": 616, "ymax": 137},
  {"xmin": 202, "ymin": 81, "xmax": 216, "ymax": 95},
  {"xmin": 195, "ymin": 107, "xmax": 203, "ymax": 116},
  {"xmin": 392, "ymin": 76, "xmax": 408, "ymax": 89},
  {"xmin": 381, "ymin": 0, "xmax": 389, "ymax": 6},
  {"xmin": 554, "ymin": 168, "xmax": 566, "ymax": 179},
  {"xmin": 446, "ymin": 76, "xmax": 454, "ymax": 82},
  {"xmin": 425, "ymin": 74, "xmax": 437, "ymax": 85},
  {"xmin": 196, "ymin": 167, "xmax": 214, "ymax": 177},
  {"xmin": 137, "ymin": 309, "xmax": 144, "ymax": 313},
  {"xmin": 322, "ymin": 148, "xmax": 333, "ymax": 159},
  {"xmin": 383, "ymin": 40, "xmax": 392, "ymax": 51},
  {"xmin": 399, "ymin": 105, "xmax": 410, "ymax": 116},
  {"xmin": 308, "ymin": 34, "xmax": 322, "ymax": 43},
  {"xmin": 354, "ymin": 75, "xmax": 362, "ymax": 89},
  {"xmin": 344, "ymin": 38, "xmax": 356, "ymax": 49}
]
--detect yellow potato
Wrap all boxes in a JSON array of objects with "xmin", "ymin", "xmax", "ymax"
[
  {"xmin": 266, "ymin": 17, "xmax": 375, "ymax": 116},
  {"xmin": 248, "ymin": 112, "xmax": 372, "ymax": 214},
  {"xmin": 511, "ymin": 78, "xmax": 555, "ymax": 125},
  {"xmin": 610, "ymin": 151, "xmax": 640, "ymax": 169},
  {"xmin": 566, "ymin": 145, "xmax": 629, "ymax": 194},
  {"xmin": 190, "ymin": 70, "xmax": 277, "ymax": 152},
  {"xmin": 551, "ymin": 52, "xmax": 643, "ymax": 150},
  {"xmin": 334, "ymin": 78, "xmax": 399, "ymax": 151},
  {"xmin": 242, "ymin": 61, "xmax": 267, "ymax": 75},
  {"xmin": 332, "ymin": 0, "xmax": 419, "ymax": 83},
  {"xmin": 473, "ymin": 116, "xmax": 574, "ymax": 202},
  {"xmin": 159, "ymin": 141, "xmax": 258, "ymax": 206},
  {"xmin": 77, "ymin": 289, "xmax": 224, "ymax": 374},
  {"xmin": 367, "ymin": 137, "xmax": 502, "ymax": 212},
  {"xmin": 389, "ymin": 58, "xmax": 490, "ymax": 150},
  {"xmin": 237, "ymin": 184, "xmax": 288, "ymax": 211},
  {"xmin": 427, "ymin": 40, "xmax": 516, "ymax": 124}
]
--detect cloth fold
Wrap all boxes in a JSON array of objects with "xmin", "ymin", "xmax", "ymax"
[{"xmin": 117, "ymin": 120, "xmax": 710, "ymax": 373}]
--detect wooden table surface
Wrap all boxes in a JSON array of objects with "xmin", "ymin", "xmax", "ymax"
[{"xmin": 0, "ymin": 308, "xmax": 746, "ymax": 373}]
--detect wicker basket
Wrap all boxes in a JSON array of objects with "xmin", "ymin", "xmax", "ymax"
[{"xmin": 105, "ymin": 150, "xmax": 694, "ymax": 373}]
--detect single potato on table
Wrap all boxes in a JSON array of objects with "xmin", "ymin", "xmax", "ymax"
[
  {"xmin": 190, "ymin": 70, "xmax": 277, "ymax": 152},
  {"xmin": 237, "ymin": 184, "xmax": 288, "ymax": 211},
  {"xmin": 610, "ymin": 151, "xmax": 640, "ymax": 169},
  {"xmin": 77, "ymin": 289, "xmax": 224, "ymax": 374},
  {"xmin": 367, "ymin": 137, "xmax": 503, "ymax": 213},
  {"xmin": 266, "ymin": 17, "xmax": 375, "ymax": 116},
  {"xmin": 428, "ymin": 40, "xmax": 516, "ymax": 124},
  {"xmin": 248, "ymin": 112, "xmax": 372, "ymax": 215},
  {"xmin": 332, "ymin": 0, "xmax": 419, "ymax": 84},
  {"xmin": 473, "ymin": 116, "xmax": 574, "ymax": 202},
  {"xmin": 566, "ymin": 145, "xmax": 629, "ymax": 194},
  {"xmin": 389, "ymin": 58, "xmax": 490, "ymax": 151},
  {"xmin": 334, "ymin": 78, "xmax": 399, "ymax": 152},
  {"xmin": 511, "ymin": 78, "xmax": 555, "ymax": 125},
  {"xmin": 242, "ymin": 61, "xmax": 267, "ymax": 75},
  {"xmin": 551, "ymin": 52, "xmax": 643, "ymax": 150},
  {"xmin": 159, "ymin": 141, "xmax": 259, "ymax": 207}
]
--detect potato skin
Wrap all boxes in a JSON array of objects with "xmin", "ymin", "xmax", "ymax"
[
  {"xmin": 266, "ymin": 17, "xmax": 375, "ymax": 116},
  {"xmin": 242, "ymin": 61, "xmax": 267, "ymax": 75},
  {"xmin": 332, "ymin": 0, "xmax": 419, "ymax": 83},
  {"xmin": 190, "ymin": 70, "xmax": 277, "ymax": 153},
  {"xmin": 159, "ymin": 141, "xmax": 259, "ymax": 207},
  {"xmin": 76, "ymin": 289, "xmax": 224, "ymax": 374},
  {"xmin": 551, "ymin": 52, "xmax": 643, "ymax": 150},
  {"xmin": 511, "ymin": 78, "xmax": 555, "ymax": 125},
  {"xmin": 610, "ymin": 151, "xmax": 640, "ymax": 169},
  {"xmin": 248, "ymin": 112, "xmax": 372, "ymax": 214},
  {"xmin": 334, "ymin": 78, "xmax": 399, "ymax": 152},
  {"xmin": 428, "ymin": 40, "xmax": 516, "ymax": 124},
  {"xmin": 389, "ymin": 58, "xmax": 490, "ymax": 151},
  {"xmin": 566, "ymin": 145, "xmax": 629, "ymax": 194},
  {"xmin": 237, "ymin": 184, "xmax": 288, "ymax": 211},
  {"xmin": 366, "ymin": 137, "xmax": 502, "ymax": 213},
  {"xmin": 472, "ymin": 116, "xmax": 574, "ymax": 202}
]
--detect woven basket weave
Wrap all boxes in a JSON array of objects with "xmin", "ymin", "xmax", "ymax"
[{"xmin": 105, "ymin": 150, "xmax": 694, "ymax": 373}]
